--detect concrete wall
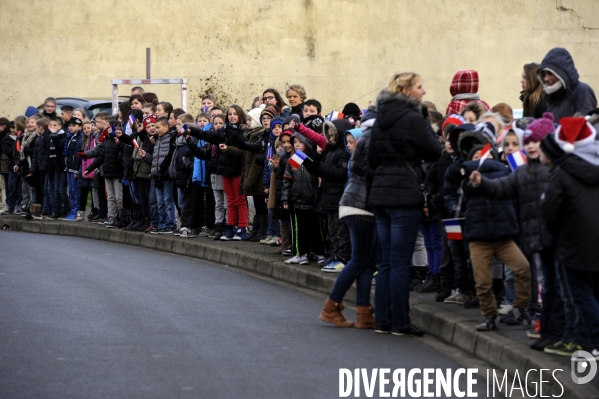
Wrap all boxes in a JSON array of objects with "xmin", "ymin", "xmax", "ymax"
[{"xmin": 1, "ymin": 0, "xmax": 598, "ymax": 118}]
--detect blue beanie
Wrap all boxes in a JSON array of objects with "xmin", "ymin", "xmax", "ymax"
[{"xmin": 25, "ymin": 106, "xmax": 39, "ymax": 117}]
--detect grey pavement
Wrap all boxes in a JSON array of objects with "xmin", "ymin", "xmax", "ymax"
[{"xmin": 1, "ymin": 232, "xmax": 489, "ymax": 399}]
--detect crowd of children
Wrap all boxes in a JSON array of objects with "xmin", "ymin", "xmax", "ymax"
[{"xmin": 1, "ymin": 46, "xmax": 598, "ymax": 358}]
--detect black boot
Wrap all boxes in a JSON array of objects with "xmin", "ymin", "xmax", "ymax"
[
  {"xmin": 417, "ymin": 274, "xmax": 441, "ymax": 293},
  {"xmin": 126, "ymin": 204, "xmax": 141, "ymax": 230},
  {"xmin": 250, "ymin": 215, "xmax": 268, "ymax": 242},
  {"xmin": 136, "ymin": 217, "xmax": 150, "ymax": 232},
  {"xmin": 248, "ymin": 215, "xmax": 260, "ymax": 241},
  {"xmin": 492, "ymin": 278, "xmax": 505, "ymax": 308},
  {"xmin": 410, "ymin": 267, "xmax": 427, "ymax": 291},
  {"xmin": 116, "ymin": 209, "xmax": 130, "ymax": 228}
]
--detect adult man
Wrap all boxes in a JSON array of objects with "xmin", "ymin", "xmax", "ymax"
[
  {"xmin": 538, "ymin": 47, "xmax": 597, "ymax": 120},
  {"xmin": 131, "ymin": 86, "xmax": 145, "ymax": 96}
]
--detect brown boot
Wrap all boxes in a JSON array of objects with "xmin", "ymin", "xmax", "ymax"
[
  {"xmin": 319, "ymin": 298, "xmax": 355, "ymax": 328},
  {"xmin": 355, "ymin": 306, "xmax": 375, "ymax": 329},
  {"xmin": 274, "ymin": 223, "xmax": 291, "ymax": 254}
]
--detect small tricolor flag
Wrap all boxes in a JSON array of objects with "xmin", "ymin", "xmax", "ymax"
[
  {"xmin": 506, "ymin": 150, "xmax": 528, "ymax": 172},
  {"xmin": 327, "ymin": 111, "xmax": 344, "ymax": 121},
  {"xmin": 266, "ymin": 145, "xmax": 273, "ymax": 160},
  {"xmin": 288, "ymin": 149, "xmax": 308, "ymax": 169},
  {"xmin": 477, "ymin": 143, "xmax": 492, "ymax": 169},
  {"xmin": 443, "ymin": 218, "xmax": 464, "ymax": 240},
  {"xmin": 132, "ymin": 138, "xmax": 139, "ymax": 149},
  {"xmin": 128, "ymin": 113, "xmax": 136, "ymax": 127}
]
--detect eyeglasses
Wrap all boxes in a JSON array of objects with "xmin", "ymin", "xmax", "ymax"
[{"xmin": 263, "ymin": 96, "xmax": 275, "ymax": 101}]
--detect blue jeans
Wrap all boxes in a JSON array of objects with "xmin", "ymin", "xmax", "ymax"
[
  {"xmin": 373, "ymin": 207, "xmax": 422, "ymax": 330},
  {"xmin": 128, "ymin": 179, "xmax": 142, "ymax": 205},
  {"xmin": 45, "ymin": 174, "xmax": 57, "ymax": 214},
  {"xmin": 149, "ymin": 178, "xmax": 159, "ymax": 227},
  {"xmin": 449, "ymin": 239, "xmax": 475, "ymax": 295},
  {"xmin": 54, "ymin": 171, "xmax": 68, "ymax": 214},
  {"xmin": 562, "ymin": 267, "xmax": 599, "ymax": 347},
  {"xmin": 329, "ymin": 216, "xmax": 378, "ymax": 306},
  {"xmin": 155, "ymin": 179, "xmax": 175, "ymax": 230},
  {"xmin": 4, "ymin": 172, "xmax": 19, "ymax": 210},
  {"xmin": 66, "ymin": 172, "xmax": 80, "ymax": 213},
  {"xmin": 267, "ymin": 209, "xmax": 280, "ymax": 236},
  {"xmin": 420, "ymin": 221, "xmax": 442, "ymax": 274},
  {"xmin": 555, "ymin": 261, "xmax": 579, "ymax": 344}
]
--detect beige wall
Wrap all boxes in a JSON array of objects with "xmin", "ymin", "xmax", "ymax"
[{"xmin": 1, "ymin": 0, "xmax": 598, "ymax": 119}]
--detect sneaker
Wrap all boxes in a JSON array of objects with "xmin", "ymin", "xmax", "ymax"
[
  {"xmin": 270, "ymin": 237, "xmax": 282, "ymax": 247},
  {"xmin": 63, "ymin": 211, "xmax": 77, "ymax": 221},
  {"xmin": 527, "ymin": 318, "xmax": 541, "ymax": 339},
  {"xmin": 375, "ymin": 325, "xmax": 391, "ymax": 334},
  {"xmin": 476, "ymin": 317, "xmax": 498, "ymax": 331},
  {"xmin": 207, "ymin": 228, "xmax": 216, "ymax": 238},
  {"xmin": 531, "ymin": 338, "xmax": 555, "ymax": 351},
  {"xmin": 392, "ymin": 325, "xmax": 425, "ymax": 337},
  {"xmin": 233, "ymin": 228, "xmax": 248, "ymax": 241},
  {"xmin": 92, "ymin": 214, "xmax": 103, "ymax": 223},
  {"xmin": 159, "ymin": 228, "xmax": 174, "ymax": 235},
  {"xmin": 556, "ymin": 342, "xmax": 584, "ymax": 357},
  {"xmin": 105, "ymin": 217, "xmax": 115, "ymax": 228},
  {"xmin": 462, "ymin": 296, "xmax": 480, "ymax": 309},
  {"xmin": 456, "ymin": 294, "xmax": 475, "ymax": 305},
  {"xmin": 436, "ymin": 286, "xmax": 453, "ymax": 302},
  {"xmin": 498, "ymin": 304, "xmax": 514, "ymax": 315},
  {"xmin": 174, "ymin": 228, "xmax": 182, "ymax": 236},
  {"xmin": 183, "ymin": 228, "xmax": 196, "ymax": 238},
  {"xmin": 32, "ymin": 213, "xmax": 44, "ymax": 220},
  {"xmin": 220, "ymin": 226, "xmax": 234, "ymax": 241},
  {"xmin": 149, "ymin": 226, "xmax": 160, "ymax": 234},
  {"xmin": 501, "ymin": 308, "xmax": 532, "ymax": 327},
  {"xmin": 75, "ymin": 211, "xmax": 84, "ymax": 222},
  {"xmin": 0, "ymin": 209, "xmax": 14, "ymax": 215},
  {"xmin": 321, "ymin": 260, "xmax": 345, "ymax": 273},
  {"xmin": 14, "ymin": 208, "xmax": 21, "ymax": 215},
  {"xmin": 260, "ymin": 235, "xmax": 273, "ymax": 245},
  {"xmin": 308, "ymin": 253, "xmax": 325, "ymax": 263},
  {"xmin": 200, "ymin": 226, "xmax": 208, "ymax": 236},
  {"xmin": 97, "ymin": 218, "xmax": 107, "ymax": 225},
  {"xmin": 299, "ymin": 255, "xmax": 310, "ymax": 265},
  {"xmin": 285, "ymin": 255, "xmax": 301, "ymax": 264},
  {"xmin": 544, "ymin": 341, "xmax": 568, "ymax": 355},
  {"xmin": 282, "ymin": 248, "xmax": 293, "ymax": 256},
  {"xmin": 180, "ymin": 227, "xmax": 188, "ymax": 238},
  {"xmin": 318, "ymin": 255, "xmax": 333, "ymax": 267}
]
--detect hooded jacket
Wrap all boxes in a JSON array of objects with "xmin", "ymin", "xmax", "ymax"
[
  {"xmin": 282, "ymin": 132, "xmax": 319, "ymax": 210},
  {"xmin": 540, "ymin": 142, "xmax": 599, "ymax": 273},
  {"xmin": 538, "ymin": 48, "xmax": 597, "ymax": 120},
  {"xmin": 85, "ymin": 136, "xmax": 122, "ymax": 179},
  {"xmin": 303, "ymin": 119, "xmax": 352, "ymax": 211},
  {"xmin": 146, "ymin": 131, "xmax": 176, "ymax": 180},
  {"xmin": 241, "ymin": 126, "xmax": 267, "ymax": 196},
  {"xmin": 367, "ymin": 90, "xmax": 441, "ymax": 208},
  {"xmin": 445, "ymin": 70, "xmax": 491, "ymax": 116}
]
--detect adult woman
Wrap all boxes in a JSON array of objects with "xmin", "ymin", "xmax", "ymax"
[
  {"xmin": 367, "ymin": 72, "xmax": 441, "ymax": 336},
  {"xmin": 262, "ymin": 88, "xmax": 290, "ymax": 118},
  {"xmin": 520, "ymin": 63, "xmax": 546, "ymax": 118},
  {"xmin": 285, "ymin": 84, "xmax": 306, "ymax": 120}
]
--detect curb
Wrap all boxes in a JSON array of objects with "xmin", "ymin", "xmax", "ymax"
[{"xmin": 1, "ymin": 216, "xmax": 597, "ymax": 399}]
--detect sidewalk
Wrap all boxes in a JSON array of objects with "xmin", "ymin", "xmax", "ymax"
[{"xmin": 1, "ymin": 215, "xmax": 598, "ymax": 399}]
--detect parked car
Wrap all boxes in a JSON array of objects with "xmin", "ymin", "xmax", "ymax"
[{"xmin": 37, "ymin": 97, "xmax": 129, "ymax": 120}]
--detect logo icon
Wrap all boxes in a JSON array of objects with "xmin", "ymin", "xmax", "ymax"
[{"xmin": 571, "ymin": 350, "xmax": 597, "ymax": 384}]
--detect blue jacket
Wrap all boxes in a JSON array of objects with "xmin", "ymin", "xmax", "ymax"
[
  {"xmin": 64, "ymin": 131, "xmax": 82, "ymax": 174},
  {"xmin": 461, "ymin": 159, "xmax": 519, "ymax": 242},
  {"xmin": 190, "ymin": 124, "xmax": 211, "ymax": 188}
]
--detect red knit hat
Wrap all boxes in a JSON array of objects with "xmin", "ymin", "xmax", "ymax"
[
  {"xmin": 441, "ymin": 114, "xmax": 465, "ymax": 137},
  {"xmin": 143, "ymin": 115, "xmax": 157, "ymax": 130},
  {"xmin": 281, "ymin": 128, "xmax": 295, "ymax": 137},
  {"xmin": 555, "ymin": 117, "xmax": 597, "ymax": 153}
]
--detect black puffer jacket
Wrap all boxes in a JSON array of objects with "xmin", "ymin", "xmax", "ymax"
[
  {"xmin": 241, "ymin": 127, "xmax": 267, "ymax": 196},
  {"xmin": 49, "ymin": 132, "xmax": 66, "ymax": 173},
  {"xmin": 540, "ymin": 143, "xmax": 599, "ymax": 273},
  {"xmin": 174, "ymin": 135, "xmax": 193, "ymax": 191},
  {"xmin": 427, "ymin": 151, "xmax": 455, "ymax": 219},
  {"xmin": 477, "ymin": 158, "xmax": 550, "ymax": 254},
  {"xmin": 192, "ymin": 124, "xmax": 247, "ymax": 177},
  {"xmin": 282, "ymin": 132, "xmax": 318, "ymax": 210},
  {"xmin": 367, "ymin": 90, "xmax": 441, "ymax": 208},
  {"xmin": 30, "ymin": 132, "xmax": 46, "ymax": 174},
  {"xmin": 304, "ymin": 119, "xmax": 351, "ymax": 211},
  {"xmin": 85, "ymin": 137, "xmax": 122, "ymax": 179},
  {"xmin": 462, "ymin": 159, "xmax": 519, "ymax": 242},
  {"xmin": 538, "ymin": 47, "xmax": 597, "ymax": 120}
]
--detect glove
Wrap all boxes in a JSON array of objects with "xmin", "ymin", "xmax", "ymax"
[
  {"xmin": 77, "ymin": 152, "xmax": 87, "ymax": 159},
  {"xmin": 98, "ymin": 129, "xmax": 109, "ymax": 143}
]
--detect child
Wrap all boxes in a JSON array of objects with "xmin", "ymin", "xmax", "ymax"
[
  {"xmin": 201, "ymin": 95, "xmax": 217, "ymax": 112},
  {"xmin": 302, "ymin": 99, "xmax": 322, "ymax": 120},
  {"xmin": 81, "ymin": 119, "xmax": 123, "ymax": 228},
  {"xmin": 272, "ymin": 129, "xmax": 294, "ymax": 254},
  {"xmin": 60, "ymin": 105, "xmax": 74, "ymax": 131},
  {"xmin": 187, "ymin": 113, "xmax": 213, "ymax": 237},
  {"xmin": 282, "ymin": 132, "xmax": 325, "ymax": 264},
  {"xmin": 457, "ymin": 124, "xmax": 532, "ymax": 331},
  {"xmin": 143, "ymin": 103, "xmax": 156, "ymax": 118},
  {"xmin": 132, "ymin": 115, "xmax": 156, "ymax": 232},
  {"xmin": 17, "ymin": 116, "xmax": 39, "ymax": 217},
  {"xmin": 261, "ymin": 116, "xmax": 284, "ymax": 246},
  {"xmin": 207, "ymin": 113, "xmax": 227, "ymax": 240},
  {"xmin": 293, "ymin": 119, "xmax": 353, "ymax": 272},
  {"xmin": 1, "ymin": 121, "xmax": 20, "ymax": 213},
  {"xmin": 173, "ymin": 113, "xmax": 195, "ymax": 237},
  {"xmin": 140, "ymin": 117, "xmax": 177, "ymax": 234},
  {"xmin": 77, "ymin": 121, "xmax": 95, "ymax": 222},
  {"xmin": 470, "ymin": 113, "xmax": 560, "ymax": 349},
  {"xmin": 29, "ymin": 118, "xmax": 49, "ymax": 219},
  {"xmin": 62, "ymin": 117, "xmax": 83, "ymax": 221}
]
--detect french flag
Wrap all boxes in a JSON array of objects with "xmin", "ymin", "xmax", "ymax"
[
  {"xmin": 128, "ymin": 113, "xmax": 136, "ymax": 127},
  {"xmin": 327, "ymin": 111, "xmax": 344, "ymax": 121},
  {"xmin": 477, "ymin": 143, "xmax": 492, "ymax": 169},
  {"xmin": 267, "ymin": 145, "xmax": 273, "ymax": 160},
  {"xmin": 443, "ymin": 218, "xmax": 464, "ymax": 240},
  {"xmin": 288, "ymin": 149, "xmax": 307, "ymax": 169},
  {"xmin": 506, "ymin": 150, "xmax": 528, "ymax": 172},
  {"xmin": 132, "ymin": 138, "xmax": 139, "ymax": 149}
]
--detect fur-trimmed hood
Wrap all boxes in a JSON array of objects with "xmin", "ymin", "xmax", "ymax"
[
  {"xmin": 322, "ymin": 118, "xmax": 352, "ymax": 147},
  {"xmin": 458, "ymin": 130, "xmax": 498, "ymax": 162},
  {"xmin": 374, "ymin": 89, "xmax": 423, "ymax": 131}
]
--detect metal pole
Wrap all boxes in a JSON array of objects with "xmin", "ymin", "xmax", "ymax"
[
  {"xmin": 112, "ymin": 84, "xmax": 119, "ymax": 116},
  {"xmin": 146, "ymin": 48, "xmax": 151, "ymax": 79},
  {"xmin": 181, "ymin": 81, "xmax": 187, "ymax": 111}
]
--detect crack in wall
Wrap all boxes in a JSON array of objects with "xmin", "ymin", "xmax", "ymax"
[{"xmin": 556, "ymin": 0, "xmax": 599, "ymax": 30}]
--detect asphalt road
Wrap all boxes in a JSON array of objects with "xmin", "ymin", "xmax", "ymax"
[{"xmin": 0, "ymin": 232, "xmax": 492, "ymax": 399}]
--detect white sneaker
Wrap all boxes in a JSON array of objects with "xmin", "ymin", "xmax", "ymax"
[
  {"xmin": 299, "ymin": 255, "xmax": 310, "ymax": 265},
  {"xmin": 75, "ymin": 211, "xmax": 84, "ymax": 222},
  {"xmin": 260, "ymin": 235, "xmax": 273, "ymax": 245},
  {"xmin": 498, "ymin": 304, "xmax": 514, "ymax": 315},
  {"xmin": 444, "ymin": 290, "xmax": 463, "ymax": 304},
  {"xmin": 180, "ymin": 227, "xmax": 188, "ymax": 238},
  {"xmin": 321, "ymin": 260, "xmax": 345, "ymax": 273},
  {"xmin": 285, "ymin": 255, "xmax": 301, "ymax": 264}
]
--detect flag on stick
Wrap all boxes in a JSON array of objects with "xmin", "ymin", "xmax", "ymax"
[
  {"xmin": 443, "ymin": 218, "xmax": 464, "ymax": 240},
  {"xmin": 288, "ymin": 149, "xmax": 308, "ymax": 169}
]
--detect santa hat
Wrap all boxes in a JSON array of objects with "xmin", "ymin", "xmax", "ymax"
[
  {"xmin": 143, "ymin": 115, "xmax": 157, "ymax": 130},
  {"xmin": 523, "ymin": 112, "xmax": 555, "ymax": 144},
  {"xmin": 555, "ymin": 117, "xmax": 597, "ymax": 153}
]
